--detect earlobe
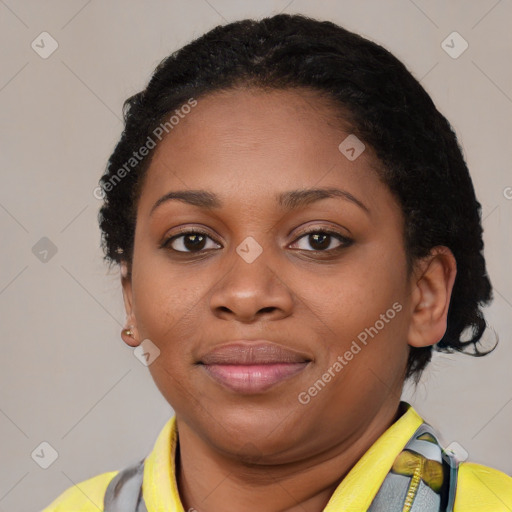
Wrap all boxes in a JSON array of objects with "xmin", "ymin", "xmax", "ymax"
[
  {"xmin": 407, "ymin": 247, "xmax": 457, "ymax": 349},
  {"xmin": 120, "ymin": 261, "xmax": 140, "ymax": 347},
  {"xmin": 121, "ymin": 324, "xmax": 140, "ymax": 347}
]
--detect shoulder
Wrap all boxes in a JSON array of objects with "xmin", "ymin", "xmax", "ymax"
[
  {"xmin": 454, "ymin": 462, "xmax": 512, "ymax": 511},
  {"xmin": 40, "ymin": 470, "xmax": 119, "ymax": 512}
]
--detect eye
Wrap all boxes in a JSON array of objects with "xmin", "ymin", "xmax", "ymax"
[
  {"xmin": 289, "ymin": 229, "xmax": 353, "ymax": 252},
  {"xmin": 161, "ymin": 227, "xmax": 353, "ymax": 255},
  {"xmin": 162, "ymin": 229, "xmax": 221, "ymax": 253}
]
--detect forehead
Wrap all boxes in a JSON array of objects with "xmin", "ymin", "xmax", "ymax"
[
  {"xmin": 137, "ymin": 87, "xmax": 395, "ymax": 220},
  {"xmin": 152, "ymin": 87, "xmax": 351, "ymax": 156}
]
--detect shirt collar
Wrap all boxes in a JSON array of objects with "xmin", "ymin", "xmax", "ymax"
[{"xmin": 142, "ymin": 401, "xmax": 424, "ymax": 512}]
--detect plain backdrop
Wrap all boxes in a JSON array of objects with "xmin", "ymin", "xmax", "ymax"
[{"xmin": 0, "ymin": 1, "xmax": 511, "ymax": 511}]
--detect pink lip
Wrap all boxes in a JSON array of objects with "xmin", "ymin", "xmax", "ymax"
[{"xmin": 199, "ymin": 341, "xmax": 311, "ymax": 394}]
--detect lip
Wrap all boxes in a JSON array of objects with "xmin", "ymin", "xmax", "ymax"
[{"xmin": 198, "ymin": 341, "xmax": 311, "ymax": 394}]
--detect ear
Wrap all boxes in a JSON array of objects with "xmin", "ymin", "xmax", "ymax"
[
  {"xmin": 407, "ymin": 246, "xmax": 457, "ymax": 348},
  {"xmin": 120, "ymin": 260, "xmax": 140, "ymax": 347}
]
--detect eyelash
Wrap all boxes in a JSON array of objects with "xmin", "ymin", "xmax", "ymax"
[{"xmin": 161, "ymin": 227, "xmax": 353, "ymax": 254}]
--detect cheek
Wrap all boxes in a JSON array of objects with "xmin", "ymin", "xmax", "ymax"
[
  {"xmin": 302, "ymin": 254, "xmax": 402, "ymax": 323},
  {"xmin": 133, "ymin": 269, "xmax": 203, "ymax": 406},
  {"xmin": 131, "ymin": 264, "xmax": 207, "ymax": 355},
  {"xmin": 300, "ymin": 253, "xmax": 407, "ymax": 363}
]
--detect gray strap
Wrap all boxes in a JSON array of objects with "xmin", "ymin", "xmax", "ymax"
[
  {"xmin": 103, "ymin": 458, "xmax": 148, "ymax": 512},
  {"xmin": 368, "ymin": 422, "xmax": 459, "ymax": 512}
]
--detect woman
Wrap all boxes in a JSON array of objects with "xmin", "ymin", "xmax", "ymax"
[{"xmin": 42, "ymin": 13, "xmax": 512, "ymax": 512}]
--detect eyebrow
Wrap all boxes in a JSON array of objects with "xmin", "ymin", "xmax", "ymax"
[{"xmin": 149, "ymin": 187, "xmax": 370, "ymax": 216}]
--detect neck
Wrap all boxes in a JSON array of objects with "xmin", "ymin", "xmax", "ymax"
[{"xmin": 175, "ymin": 400, "xmax": 404, "ymax": 512}]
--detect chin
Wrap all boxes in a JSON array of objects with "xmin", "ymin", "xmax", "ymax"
[{"xmin": 199, "ymin": 406, "xmax": 306, "ymax": 460}]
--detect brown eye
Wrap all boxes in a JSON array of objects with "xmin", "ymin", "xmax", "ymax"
[
  {"xmin": 290, "ymin": 230, "xmax": 353, "ymax": 252},
  {"xmin": 163, "ymin": 231, "xmax": 221, "ymax": 253}
]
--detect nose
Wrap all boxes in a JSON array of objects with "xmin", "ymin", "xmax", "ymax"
[{"xmin": 208, "ymin": 246, "xmax": 294, "ymax": 323}]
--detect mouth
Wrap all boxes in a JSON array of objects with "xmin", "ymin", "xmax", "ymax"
[{"xmin": 198, "ymin": 341, "xmax": 312, "ymax": 394}]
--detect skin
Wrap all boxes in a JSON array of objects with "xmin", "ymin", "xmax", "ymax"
[{"xmin": 119, "ymin": 87, "xmax": 457, "ymax": 512}]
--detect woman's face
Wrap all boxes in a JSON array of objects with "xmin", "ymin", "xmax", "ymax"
[{"xmin": 122, "ymin": 87, "xmax": 420, "ymax": 461}]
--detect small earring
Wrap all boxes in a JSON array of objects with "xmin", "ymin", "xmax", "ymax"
[
  {"xmin": 121, "ymin": 326, "xmax": 140, "ymax": 347},
  {"xmin": 122, "ymin": 326, "xmax": 135, "ymax": 338}
]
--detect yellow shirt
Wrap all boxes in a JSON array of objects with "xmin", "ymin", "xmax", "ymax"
[{"xmin": 41, "ymin": 402, "xmax": 512, "ymax": 511}]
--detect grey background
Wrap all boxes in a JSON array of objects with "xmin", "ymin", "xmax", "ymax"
[{"xmin": 0, "ymin": 1, "xmax": 511, "ymax": 511}]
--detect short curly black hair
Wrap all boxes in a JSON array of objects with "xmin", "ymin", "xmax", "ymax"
[{"xmin": 97, "ymin": 13, "xmax": 497, "ymax": 384}]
